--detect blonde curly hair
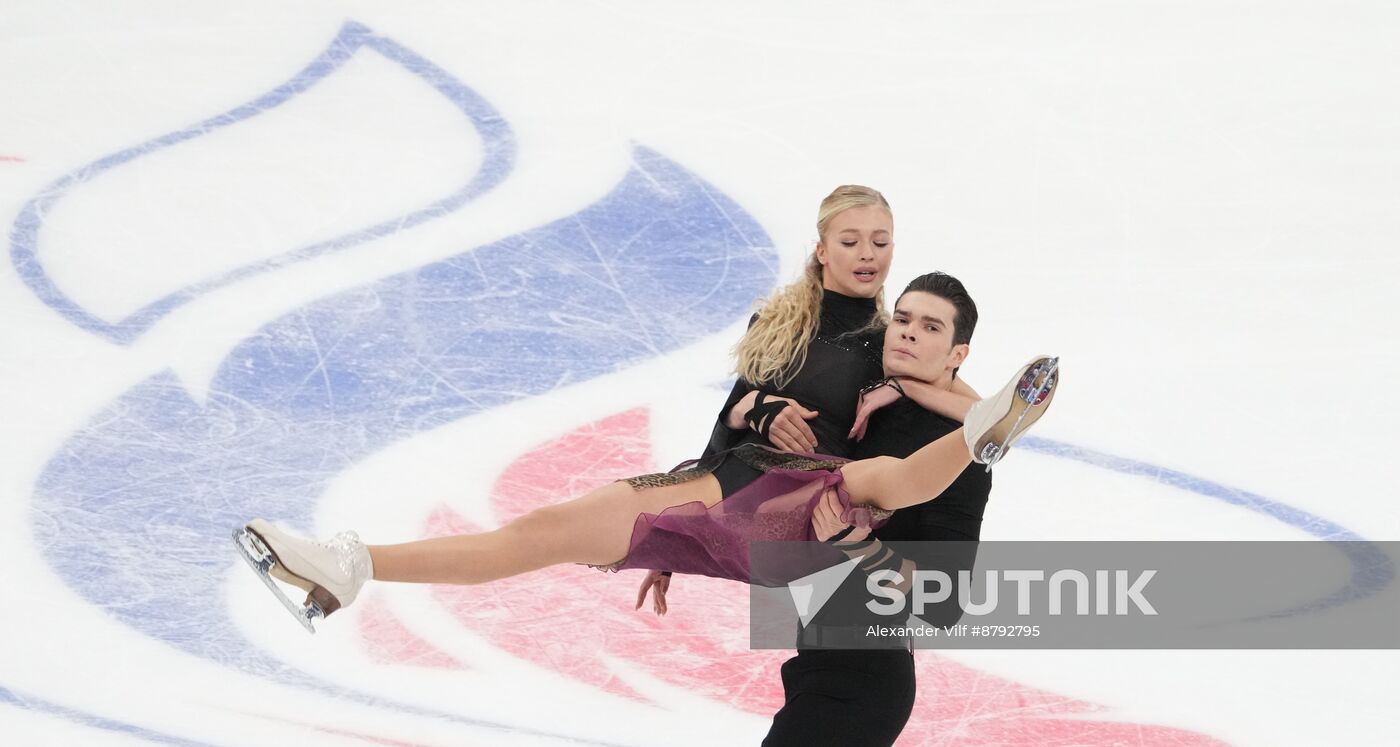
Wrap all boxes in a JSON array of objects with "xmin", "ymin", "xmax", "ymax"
[{"xmin": 733, "ymin": 185, "xmax": 891, "ymax": 386}]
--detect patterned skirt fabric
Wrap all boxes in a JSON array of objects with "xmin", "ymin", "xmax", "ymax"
[{"xmin": 586, "ymin": 445, "xmax": 893, "ymax": 582}]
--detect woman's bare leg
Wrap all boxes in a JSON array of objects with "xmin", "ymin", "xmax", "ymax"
[
  {"xmin": 842, "ymin": 355, "xmax": 1059, "ymax": 511},
  {"xmin": 369, "ymin": 475, "xmax": 722, "ymax": 585},
  {"xmin": 839, "ymin": 430, "xmax": 972, "ymax": 511}
]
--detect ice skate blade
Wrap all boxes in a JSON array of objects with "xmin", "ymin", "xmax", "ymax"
[
  {"xmin": 976, "ymin": 356, "xmax": 1059, "ymax": 473},
  {"xmin": 232, "ymin": 527, "xmax": 325, "ymax": 634}
]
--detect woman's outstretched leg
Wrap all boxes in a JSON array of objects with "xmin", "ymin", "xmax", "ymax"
[
  {"xmin": 841, "ymin": 355, "xmax": 1058, "ymax": 511},
  {"xmin": 371, "ymin": 475, "xmax": 722, "ymax": 584},
  {"xmin": 239, "ymin": 474, "xmax": 723, "ymax": 620}
]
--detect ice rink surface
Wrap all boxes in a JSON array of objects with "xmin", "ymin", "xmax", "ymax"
[{"xmin": 1, "ymin": 1, "xmax": 1397, "ymax": 744}]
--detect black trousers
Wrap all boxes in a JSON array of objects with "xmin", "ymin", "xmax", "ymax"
[{"xmin": 762, "ymin": 648, "xmax": 916, "ymax": 746}]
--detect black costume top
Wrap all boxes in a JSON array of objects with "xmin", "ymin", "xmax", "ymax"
[
  {"xmin": 703, "ymin": 290, "xmax": 884, "ymax": 495},
  {"xmin": 724, "ymin": 308, "xmax": 993, "ymax": 744},
  {"xmin": 765, "ymin": 400, "xmax": 993, "ymax": 746},
  {"xmin": 793, "ymin": 396, "xmax": 992, "ymax": 652}
]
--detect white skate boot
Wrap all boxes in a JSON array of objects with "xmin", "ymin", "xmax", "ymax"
[
  {"xmin": 964, "ymin": 355, "xmax": 1059, "ymax": 471},
  {"xmin": 232, "ymin": 519, "xmax": 373, "ymax": 633}
]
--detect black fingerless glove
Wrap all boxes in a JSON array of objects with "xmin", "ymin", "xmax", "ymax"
[{"xmin": 744, "ymin": 392, "xmax": 790, "ymax": 441}]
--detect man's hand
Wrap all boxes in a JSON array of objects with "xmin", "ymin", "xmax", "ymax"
[
  {"xmin": 811, "ymin": 486, "xmax": 871, "ymax": 543},
  {"xmin": 725, "ymin": 391, "xmax": 820, "ymax": 452},
  {"xmin": 764, "ymin": 398, "xmax": 820, "ymax": 453}
]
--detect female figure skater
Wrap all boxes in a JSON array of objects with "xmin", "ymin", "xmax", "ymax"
[
  {"xmin": 235, "ymin": 348, "xmax": 1055, "ymax": 628},
  {"xmin": 699, "ymin": 186, "xmax": 976, "ymax": 480}
]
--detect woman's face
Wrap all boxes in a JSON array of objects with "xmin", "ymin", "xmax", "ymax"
[
  {"xmin": 816, "ymin": 205, "xmax": 893, "ymax": 298},
  {"xmin": 882, "ymin": 291, "xmax": 968, "ymax": 382}
]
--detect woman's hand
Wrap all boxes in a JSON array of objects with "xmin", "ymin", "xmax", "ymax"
[
  {"xmin": 849, "ymin": 379, "xmax": 906, "ymax": 442},
  {"xmin": 635, "ymin": 569, "xmax": 671, "ymax": 616},
  {"xmin": 811, "ymin": 487, "xmax": 871, "ymax": 543}
]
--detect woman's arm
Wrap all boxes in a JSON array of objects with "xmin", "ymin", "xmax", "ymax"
[
  {"xmin": 701, "ymin": 313, "xmax": 764, "ymax": 457},
  {"xmin": 728, "ymin": 390, "xmax": 820, "ymax": 453},
  {"xmin": 950, "ymin": 376, "xmax": 980, "ymax": 400},
  {"xmin": 895, "ymin": 377, "xmax": 979, "ymax": 422},
  {"xmin": 724, "ymin": 389, "xmax": 760, "ymax": 429},
  {"xmin": 849, "ymin": 375, "xmax": 980, "ymax": 441},
  {"xmin": 702, "ymin": 378, "xmax": 756, "ymax": 457}
]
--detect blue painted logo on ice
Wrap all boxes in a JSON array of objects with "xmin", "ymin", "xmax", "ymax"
[{"xmin": 15, "ymin": 19, "xmax": 777, "ymax": 741}]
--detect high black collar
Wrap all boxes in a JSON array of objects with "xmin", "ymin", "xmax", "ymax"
[{"xmin": 819, "ymin": 289, "xmax": 878, "ymax": 335}]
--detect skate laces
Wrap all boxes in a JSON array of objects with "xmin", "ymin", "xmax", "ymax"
[{"xmin": 325, "ymin": 531, "xmax": 370, "ymax": 580}]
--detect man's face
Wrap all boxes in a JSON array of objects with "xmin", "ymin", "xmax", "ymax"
[{"xmin": 883, "ymin": 291, "xmax": 967, "ymax": 381}]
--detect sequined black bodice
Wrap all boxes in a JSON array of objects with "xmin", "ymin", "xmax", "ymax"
[{"xmin": 705, "ymin": 290, "xmax": 884, "ymax": 460}]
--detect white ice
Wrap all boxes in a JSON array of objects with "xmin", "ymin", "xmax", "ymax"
[{"xmin": 1, "ymin": 2, "xmax": 1396, "ymax": 745}]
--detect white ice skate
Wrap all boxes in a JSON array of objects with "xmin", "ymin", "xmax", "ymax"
[
  {"xmin": 232, "ymin": 519, "xmax": 372, "ymax": 634},
  {"xmin": 964, "ymin": 355, "xmax": 1059, "ymax": 471}
]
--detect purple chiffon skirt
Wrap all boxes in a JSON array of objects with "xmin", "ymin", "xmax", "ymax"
[{"xmin": 591, "ymin": 447, "xmax": 893, "ymax": 583}]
